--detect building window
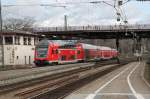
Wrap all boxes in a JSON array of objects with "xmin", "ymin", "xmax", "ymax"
[
  {"xmin": 34, "ymin": 37, "xmax": 39, "ymax": 45},
  {"xmin": 34, "ymin": 37, "xmax": 38, "ymax": 45},
  {"xmin": 28, "ymin": 37, "xmax": 31, "ymax": 45},
  {"xmin": 15, "ymin": 36, "xmax": 20, "ymax": 45},
  {"xmin": 5, "ymin": 36, "xmax": 13, "ymax": 45},
  {"xmin": 34, "ymin": 37, "xmax": 35, "ymax": 45},
  {"xmin": 16, "ymin": 56, "xmax": 19, "ymax": 60},
  {"xmin": 25, "ymin": 56, "xmax": 27, "ymax": 64},
  {"xmin": 29, "ymin": 56, "xmax": 31, "ymax": 64},
  {"xmin": 0, "ymin": 36, "xmax": 2, "ymax": 44},
  {"xmin": 23, "ymin": 37, "xmax": 27, "ymax": 45}
]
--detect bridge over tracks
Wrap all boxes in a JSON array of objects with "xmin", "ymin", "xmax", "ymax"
[{"xmin": 33, "ymin": 24, "xmax": 150, "ymax": 39}]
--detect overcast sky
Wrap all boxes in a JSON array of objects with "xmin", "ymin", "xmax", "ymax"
[{"xmin": 1, "ymin": 0, "xmax": 150, "ymax": 27}]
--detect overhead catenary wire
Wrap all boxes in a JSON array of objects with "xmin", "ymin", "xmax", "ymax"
[
  {"xmin": 1, "ymin": 0, "xmax": 147, "ymax": 8},
  {"xmin": 2, "ymin": 0, "xmax": 146, "ymax": 24},
  {"xmin": 1, "ymin": 0, "xmax": 134, "ymax": 7}
]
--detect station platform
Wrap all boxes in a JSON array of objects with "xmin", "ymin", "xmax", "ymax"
[
  {"xmin": 0, "ymin": 63, "xmax": 94, "ymax": 86},
  {"xmin": 65, "ymin": 62, "xmax": 150, "ymax": 99}
]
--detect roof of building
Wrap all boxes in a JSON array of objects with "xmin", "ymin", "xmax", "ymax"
[{"xmin": 0, "ymin": 30, "xmax": 38, "ymax": 36}]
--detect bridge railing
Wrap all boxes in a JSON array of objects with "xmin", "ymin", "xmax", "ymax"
[{"xmin": 34, "ymin": 24, "xmax": 150, "ymax": 32}]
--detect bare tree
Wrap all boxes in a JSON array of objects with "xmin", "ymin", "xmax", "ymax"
[{"xmin": 3, "ymin": 17, "xmax": 35, "ymax": 31}]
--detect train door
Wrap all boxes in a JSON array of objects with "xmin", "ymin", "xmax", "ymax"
[
  {"xmin": 84, "ymin": 49, "xmax": 89, "ymax": 61},
  {"xmin": 58, "ymin": 49, "xmax": 76, "ymax": 64},
  {"xmin": 76, "ymin": 44, "xmax": 84, "ymax": 62},
  {"xmin": 58, "ymin": 49, "xmax": 66, "ymax": 64},
  {"xmin": 51, "ymin": 47, "xmax": 59, "ymax": 63},
  {"xmin": 101, "ymin": 50, "xmax": 104, "ymax": 59}
]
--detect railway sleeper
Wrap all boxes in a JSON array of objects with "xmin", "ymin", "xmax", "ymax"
[{"xmin": 15, "ymin": 62, "xmax": 128, "ymax": 99}]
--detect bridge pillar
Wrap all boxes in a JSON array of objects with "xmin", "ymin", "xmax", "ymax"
[
  {"xmin": 132, "ymin": 36, "xmax": 143, "ymax": 61},
  {"xmin": 116, "ymin": 37, "xmax": 120, "ymax": 64},
  {"xmin": 136, "ymin": 36, "xmax": 142, "ymax": 53},
  {"xmin": 116, "ymin": 38, "xmax": 120, "ymax": 51}
]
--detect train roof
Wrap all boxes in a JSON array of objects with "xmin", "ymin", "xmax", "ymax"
[
  {"xmin": 80, "ymin": 43, "xmax": 98, "ymax": 49},
  {"xmin": 99, "ymin": 46, "xmax": 112, "ymax": 50},
  {"xmin": 37, "ymin": 39, "xmax": 76, "ymax": 48},
  {"xmin": 112, "ymin": 48, "xmax": 118, "ymax": 51},
  {"xmin": 79, "ymin": 43, "xmax": 112, "ymax": 50},
  {"xmin": 37, "ymin": 40, "xmax": 117, "ymax": 51}
]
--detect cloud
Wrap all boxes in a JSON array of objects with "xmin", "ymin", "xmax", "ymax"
[{"xmin": 2, "ymin": 0, "xmax": 150, "ymax": 27}]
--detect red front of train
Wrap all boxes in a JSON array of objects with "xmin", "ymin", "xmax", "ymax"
[
  {"xmin": 34, "ymin": 40, "xmax": 118, "ymax": 66},
  {"xmin": 34, "ymin": 40, "xmax": 59, "ymax": 65},
  {"xmin": 34, "ymin": 40, "xmax": 78, "ymax": 66}
]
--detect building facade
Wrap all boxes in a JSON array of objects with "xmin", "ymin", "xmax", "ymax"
[{"xmin": 0, "ymin": 30, "xmax": 40, "ymax": 66}]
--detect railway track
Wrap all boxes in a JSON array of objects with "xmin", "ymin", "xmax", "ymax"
[
  {"xmin": 0, "ymin": 61, "xmax": 117, "ymax": 91},
  {"xmin": 0, "ymin": 64, "xmax": 92, "ymax": 94},
  {"xmin": 0, "ymin": 58, "xmax": 135, "ymax": 99},
  {"xmin": 14, "ymin": 61, "xmax": 130, "ymax": 99}
]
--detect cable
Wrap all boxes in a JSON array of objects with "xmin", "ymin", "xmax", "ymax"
[
  {"xmin": 1, "ymin": 0, "xmax": 114, "ymax": 7},
  {"xmin": 1, "ymin": 0, "xmax": 148, "ymax": 7},
  {"xmin": 123, "ymin": 0, "xmax": 131, "ymax": 5}
]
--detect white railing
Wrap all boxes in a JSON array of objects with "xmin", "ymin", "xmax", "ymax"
[{"xmin": 33, "ymin": 24, "xmax": 150, "ymax": 32}]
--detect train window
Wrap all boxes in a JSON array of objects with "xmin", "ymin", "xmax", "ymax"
[
  {"xmin": 52, "ymin": 49, "xmax": 58, "ymax": 54},
  {"xmin": 77, "ymin": 50, "xmax": 80, "ymax": 54},
  {"xmin": 36, "ymin": 47, "xmax": 48, "ymax": 58},
  {"xmin": 5, "ymin": 36, "xmax": 13, "ymax": 45},
  {"xmin": 61, "ymin": 56, "xmax": 66, "ymax": 60},
  {"xmin": 71, "ymin": 55, "xmax": 75, "ymax": 59},
  {"xmin": 56, "ymin": 49, "xmax": 58, "ymax": 54},
  {"xmin": 52, "ymin": 49, "xmax": 54, "ymax": 54}
]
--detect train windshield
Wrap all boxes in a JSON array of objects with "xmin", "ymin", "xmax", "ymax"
[
  {"xmin": 36, "ymin": 40, "xmax": 49, "ymax": 58},
  {"xmin": 36, "ymin": 47, "xmax": 48, "ymax": 58}
]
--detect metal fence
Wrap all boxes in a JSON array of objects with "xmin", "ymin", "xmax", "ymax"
[{"xmin": 34, "ymin": 24, "xmax": 150, "ymax": 32}]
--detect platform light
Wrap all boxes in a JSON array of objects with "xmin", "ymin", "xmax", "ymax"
[
  {"xmin": 41, "ymin": 35, "xmax": 45, "ymax": 36},
  {"xmin": 117, "ymin": 12, "xmax": 121, "ymax": 16},
  {"xmin": 53, "ymin": 35, "xmax": 57, "ymax": 38},
  {"xmin": 124, "ymin": 20, "xmax": 128, "ymax": 24},
  {"xmin": 125, "ymin": 32, "xmax": 128, "ymax": 36},
  {"xmin": 117, "ymin": 17, "xmax": 120, "ymax": 21}
]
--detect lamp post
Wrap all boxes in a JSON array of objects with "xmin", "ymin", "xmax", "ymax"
[
  {"xmin": 0, "ymin": 0, "xmax": 2, "ymax": 32},
  {"xmin": 64, "ymin": 15, "xmax": 68, "ymax": 31},
  {"xmin": 0, "ymin": 0, "xmax": 4, "ymax": 66}
]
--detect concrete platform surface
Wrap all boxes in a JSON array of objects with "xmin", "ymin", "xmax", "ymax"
[
  {"xmin": 0, "ymin": 63, "xmax": 94, "ymax": 86},
  {"xmin": 65, "ymin": 62, "xmax": 150, "ymax": 99}
]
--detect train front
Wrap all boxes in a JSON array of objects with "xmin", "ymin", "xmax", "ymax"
[{"xmin": 34, "ymin": 40, "xmax": 50, "ymax": 66}]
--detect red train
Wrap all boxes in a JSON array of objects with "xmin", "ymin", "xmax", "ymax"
[{"xmin": 34, "ymin": 40, "xmax": 118, "ymax": 66}]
